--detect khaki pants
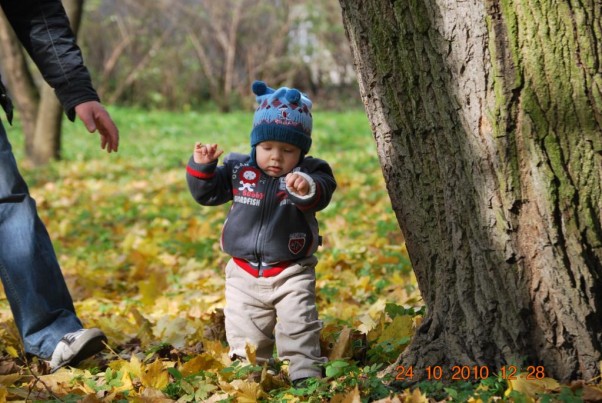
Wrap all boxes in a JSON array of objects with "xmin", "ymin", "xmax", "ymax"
[{"xmin": 224, "ymin": 256, "xmax": 326, "ymax": 381}]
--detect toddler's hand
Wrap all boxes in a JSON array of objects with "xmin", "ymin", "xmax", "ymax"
[
  {"xmin": 286, "ymin": 173, "xmax": 310, "ymax": 196},
  {"xmin": 194, "ymin": 142, "xmax": 223, "ymax": 164}
]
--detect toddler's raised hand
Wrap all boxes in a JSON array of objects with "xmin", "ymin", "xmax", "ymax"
[
  {"xmin": 286, "ymin": 173, "xmax": 310, "ymax": 196},
  {"xmin": 194, "ymin": 142, "xmax": 223, "ymax": 164}
]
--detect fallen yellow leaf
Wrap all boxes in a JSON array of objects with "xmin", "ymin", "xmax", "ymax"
[
  {"xmin": 0, "ymin": 374, "xmax": 20, "ymax": 387},
  {"xmin": 229, "ymin": 379, "xmax": 267, "ymax": 402},
  {"xmin": 245, "ymin": 342, "xmax": 257, "ymax": 365},
  {"xmin": 140, "ymin": 359, "xmax": 169, "ymax": 390},
  {"xmin": 331, "ymin": 385, "xmax": 361, "ymax": 403},
  {"xmin": 5, "ymin": 346, "xmax": 18, "ymax": 358},
  {"xmin": 505, "ymin": 372, "xmax": 560, "ymax": 399},
  {"xmin": 377, "ymin": 315, "xmax": 414, "ymax": 345},
  {"xmin": 329, "ymin": 326, "xmax": 352, "ymax": 360},
  {"xmin": 405, "ymin": 387, "xmax": 429, "ymax": 403},
  {"xmin": 114, "ymin": 355, "xmax": 143, "ymax": 380},
  {"xmin": 135, "ymin": 386, "xmax": 173, "ymax": 402},
  {"xmin": 180, "ymin": 353, "xmax": 223, "ymax": 377}
]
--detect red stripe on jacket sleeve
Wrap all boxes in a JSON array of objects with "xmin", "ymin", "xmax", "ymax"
[
  {"xmin": 186, "ymin": 165, "xmax": 215, "ymax": 179},
  {"xmin": 295, "ymin": 184, "xmax": 322, "ymax": 211}
]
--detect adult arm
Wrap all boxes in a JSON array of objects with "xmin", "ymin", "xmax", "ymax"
[
  {"xmin": 0, "ymin": 0, "xmax": 98, "ymax": 119},
  {"xmin": 0, "ymin": 0, "xmax": 119, "ymax": 151}
]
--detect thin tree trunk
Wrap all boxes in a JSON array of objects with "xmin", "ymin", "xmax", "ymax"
[
  {"xmin": 221, "ymin": 2, "xmax": 243, "ymax": 113},
  {"xmin": 340, "ymin": 0, "xmax": 602, "ymax": 382},
  {"xmin": 106, "ymin": 25, "xmax": 174, "ymax": 105},
  {"xmin": 0, "ymin": 11, "xmax": 39, "ymax": 155},
  {"xmin": 31, "ymin": 0, "xmax": 85, "ymax": 165},
  {"xmin": 31, "ymin": 85, "xmax": 63, "ymax": 164}
]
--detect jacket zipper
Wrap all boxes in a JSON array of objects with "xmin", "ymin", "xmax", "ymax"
[{"xmin": 254, "ymin": 177, "xmax": 278, "ymax": 276}]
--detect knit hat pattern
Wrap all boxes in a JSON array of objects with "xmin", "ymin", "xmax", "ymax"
[{"xmin": 250, "ymin": 80, "xmax": 313, "ymax": 154}]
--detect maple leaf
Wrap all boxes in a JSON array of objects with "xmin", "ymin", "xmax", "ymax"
[
  {"xmin": 377, "ymin": 315, "xmax": 414, "ymax": 345},
  {"xmin": 140, "ymin": 359, "xmax": 170, "ymax": 390},
  {"xmin": 258, "ymin": 367, "xmax": 289, "ymax": 391},
  {"xmin": 36, "ymin": 370, "xmax": 77, "ymax": 394},
  {"xmin": 357, "ymin": 313, "xmax": 378, "ymax": 335},
  {"xmin": 331, "ymin": 386, "xmax": 361, "ymax": 403},
  {"xmin": 363, "ymin": 311, "xmax": 387, "ymax": 343},
  {"xmin": 179, "ymin": 354, "xmax": 223, "ymax": 376},
  {"xmin": 328, "ymin": 326, "xmax": 352, "ymax": 360},
  {"xmin": 244, "ymin": 342, "xmax": 257, "ymax": 365},
  {"xmin": 153, "ymin": 316, "xmax": 192, "ymax": 348},
  {"xmin": 505, "ymin": 373, "xmax": 560, "ymax": 399},
  {"xmin": 408, "ymin": 388, "xmax": 430, "ymax": 402},
  {"xmin": 203, "ymin": 392, "xmax": 232, "ymax": 402},
  {"xmin": 137, "ymin": 386, "xmax": 173, "ymax": 402},
  {"xmin": 228, "ymin": 379, "xmax": 267, "ymax": 402},
  {"xmin": 204, "ymin": 339, "xmax": 232, "ymax": 367}
]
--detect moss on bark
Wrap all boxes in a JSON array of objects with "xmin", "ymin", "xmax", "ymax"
[{"xmin": 340, "ymin": 0, "xmax": 602, "ymax": 382}]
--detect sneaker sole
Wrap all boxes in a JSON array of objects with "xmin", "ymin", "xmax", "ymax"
[{"xmin": 53, "ymin": 329, "xmax": 107, "ymax": 372}]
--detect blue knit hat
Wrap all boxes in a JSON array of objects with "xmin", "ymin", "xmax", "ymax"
[{"xmin": 250, "ymin": 80, "xmax": 313, "ymax": 164}]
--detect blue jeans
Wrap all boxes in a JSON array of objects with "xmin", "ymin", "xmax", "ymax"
[{"xmin": 0, "ymin": 122, "xmax": 82, "ymax": 359}]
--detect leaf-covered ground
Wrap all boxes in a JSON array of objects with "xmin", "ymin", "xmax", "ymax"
[{"xmin": 0, "ymin": 108, "xmax": 597, "ymax": 401}]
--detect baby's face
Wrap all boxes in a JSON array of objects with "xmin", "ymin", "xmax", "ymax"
[{"xmin": 255, "ymin": 141, "xmax": 301, "ymax": 177}]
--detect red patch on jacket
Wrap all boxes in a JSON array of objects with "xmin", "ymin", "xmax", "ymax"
[{"xmin": 288, "ymin": 233, "xmax": 306, "ymax": 255}]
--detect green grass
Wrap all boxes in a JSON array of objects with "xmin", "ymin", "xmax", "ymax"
[{"xmin": 10, "ymin": 106, "xmax": 375, "ymax": 169}]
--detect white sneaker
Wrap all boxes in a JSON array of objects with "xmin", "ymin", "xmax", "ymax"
[{"xmin": 49, "ymin": 328, "xmax": 107, "ymax": 372}]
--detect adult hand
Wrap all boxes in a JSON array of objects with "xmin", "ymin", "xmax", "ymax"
[{"xmin": 75, "ymin": 101, "xmax": 119, "ymax": 153}]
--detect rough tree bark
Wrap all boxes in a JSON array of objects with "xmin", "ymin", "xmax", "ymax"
[
  {"xmin": 0, "ymin": 11, "xmax": 39, "ymax": 156},
  {"xmin": 339, "ymin": 0, "xmax": 602, "ymax": 382},
  {"xmin": 31, "ymin": 0, "xmax": 84, "ymax": 165},
  {"xmin": 0, "ymin": 0, "xmax": 84, "ymax": 165}
]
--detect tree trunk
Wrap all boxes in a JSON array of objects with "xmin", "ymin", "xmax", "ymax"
[
  {"xmin": 31, "ymin": 0, "xmax": 84, "ymax": 165},
  {"xmin": 0, "ymin": 11, "xmax": 39, "ymax": 155},
  {"xmin": 31, "ymin": 85, "xmax": 64, "ymax": 164},
  {"xmin": 339, "ymin": 0, "xmax": 602, "ymax": 382},
  {"xmin": 0, "ymin": 0, "xmax": 84, "ymax": 165}
]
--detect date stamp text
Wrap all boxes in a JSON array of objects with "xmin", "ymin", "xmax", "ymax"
[{"xmin": 395, "ymin": 365, "xmax": 546, "ymax": 381}]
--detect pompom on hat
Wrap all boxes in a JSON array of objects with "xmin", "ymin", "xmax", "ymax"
[{"xmin": 249, "ymin": 80, "xmax": 313, "ymax": 165}]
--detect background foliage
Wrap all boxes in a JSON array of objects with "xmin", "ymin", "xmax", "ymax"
[{"xmin": 79, "ymin": 0, "xmax": 357, "ymax": 111}]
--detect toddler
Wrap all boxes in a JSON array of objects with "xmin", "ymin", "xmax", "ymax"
[{"xmin": 186, "ymin": 81, "xmax": 337, "ymax": 384}]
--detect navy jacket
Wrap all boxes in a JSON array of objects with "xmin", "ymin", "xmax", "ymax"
[
  {"xmin": 0, "ymin": 0, "xmax": 99, "ymax": 122},
  {"xmin": 187, "ymin": 153, "xmax": 337, "ymax": 265}
]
